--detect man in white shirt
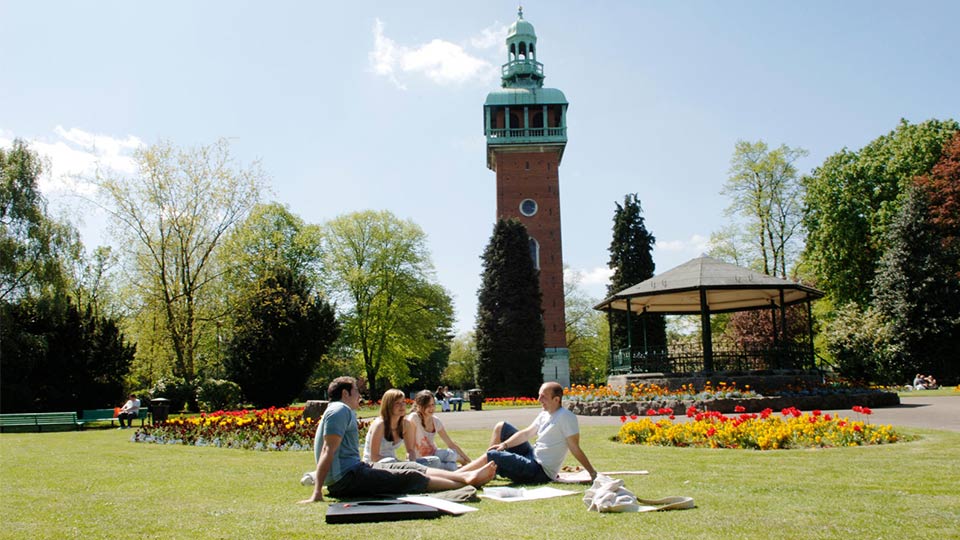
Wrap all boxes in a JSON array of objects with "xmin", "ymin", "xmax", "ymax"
[
  {"xmin": 117, "ymin": 394, "xmax": 140, "ymax": 429},
  {"xmin": 458, "ymin": 381, "xmax": 597, "ymax": 484}
]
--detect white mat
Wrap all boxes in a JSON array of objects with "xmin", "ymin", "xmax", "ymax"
[
  {"xmin": 555, "ymin": 470, "xmax": 649, "ymax": 484},
  {"xmin": 398, "ymin": 496, "xmax": 477, "ymax": 514},
  {"xmin": 481, "ymin": 486, "xmax": 580, "ymax": 502}
]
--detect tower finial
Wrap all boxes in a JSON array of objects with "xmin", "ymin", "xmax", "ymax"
[{"xmin": 518, "ymin": 5, "xmax": 523, "ymax": 19}]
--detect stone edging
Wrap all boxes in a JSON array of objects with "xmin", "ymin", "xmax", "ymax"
[{"xmin": 566, "ymin": 392, "xmax": 900, "ymax": 417}]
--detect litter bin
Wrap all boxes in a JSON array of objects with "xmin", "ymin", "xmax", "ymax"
[
  {"xmin": 467, "ymin": 388, "xmax": 484, "ymax": 411},
  {"xmin": 149, "ymin": 397, "xmax": 170, "ymax": 424}
]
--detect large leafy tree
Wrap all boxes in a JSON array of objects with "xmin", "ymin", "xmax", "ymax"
[
  {"xmin": 442, "ymin": 332, "xmax": 479, "ymax": 390},
  {"xmin": 873, "ymin": 185, "xmax": 960, "ymax": 383},
  {"xmin": 219, "ymin": 203, "xmax": 339, "ymax": 407},
  {"xmin": 322, "ymin": 210, "xmax": 453, "ymax": 398},
  {"xmin": 224, "ymin": 269, "xmax": 339, "ymax": 407},
  {"xmin": 606, "ymin": 194, "xmax": 665, "ymax": 352},
  {"xmin": 476, "ymin": 218, "xmax": 544, "ymax": 397},
  {"xmin": 1, "ymin": 139, "xmax": 78, "ymax": 301},
  {"xmin": 1, "ymin": 296, "xmax": 135, "ymax": 412},
  {"xmin": 720, "ymin": 140, "xmax": 807, "ymax": 278},
  {"xmin": 802, "ymin": 119, "xmax": 958, "ymax": 305},
  {"xmin": 96, "ymin": 139, "xmax": 265, "ymax": 382},
  {"xmin": 565, "ymin": 268, "xmax": 609, "ymax": 385}
]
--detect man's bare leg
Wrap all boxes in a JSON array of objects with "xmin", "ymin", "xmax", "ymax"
[{"xmin": 489, "ymin": 421, "xmax": 505, "ymax": 446}]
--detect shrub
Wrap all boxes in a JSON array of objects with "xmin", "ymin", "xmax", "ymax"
[
  {"xmin": 150, "ymin": 376, "xmax": 197, "ymax": 413},
  {"xmin": 197, "ymin": 379, "xmax": 243, "ymax": 412}
]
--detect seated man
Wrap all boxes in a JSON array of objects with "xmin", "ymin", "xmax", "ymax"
[
  {"xmin": 299, "ymin": 376, "xmax": 496, "ymax": 503},
  {"xmin": 458, "ymin": 382, "xmax": 597, "ymax": 484}
]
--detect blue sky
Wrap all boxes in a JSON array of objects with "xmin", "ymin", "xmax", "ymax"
[{"xmin": 2, "ymin": 1, "xmax": 958, "ymax": 334}]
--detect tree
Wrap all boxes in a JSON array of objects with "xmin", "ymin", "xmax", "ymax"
[
  {"xmin": 565, "ymin": 268, "xmax": 609, "ymax": 385},
  {"xmin": 443, "ymin": 332, "xmax": 479, "ymax": 389},
  {"xmin": 224, "ymin": 268, "xmax": 339, "ymax": 407},
  {"xmin": 803, "ymin": 119, "xmax": 958, "ymax": 305},
  {"xmin": 219, "ymin": 203, "xmax": 339, "ymax": 407},
  {"xmin": 873, "ymin": 184, "xmax": 960, "ymax": 384},
  {"xmin": 721, "ymin": 140, "xmax": 808, "ymax": 278},
  {"xmin": 914, "ymin": 132, "xmax": 960, "ymax": 266},
  {"xmin": 1, "ymin": 296, "xmax": 135, "ymax": 412},
  {"xmin": 95, "ymin": 139, "xmax": 265, "ymax": 382},
  {"xmin": 1, "ymin": 139, "xmax": 78, "ymax": 301},
  {"xmin": 606, "ymin": 194, "xmax": 666, "ymax": 352},
  {"xmin": 476, "ymin": 218, "xmax": 544, "ymax": 397},
  {"xmin": 322, "ymin": 210, "xmax": 453, "ymax": 398}
]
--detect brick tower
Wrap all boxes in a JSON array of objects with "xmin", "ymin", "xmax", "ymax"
[{"xmin": 483, "ymin": 8, "xmax": 569, "ymax": 387}]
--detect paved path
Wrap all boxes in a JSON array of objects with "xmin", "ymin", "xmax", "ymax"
[{"xmin": 434, "ymin": 396, "xmax": 960, "ymax": 433}]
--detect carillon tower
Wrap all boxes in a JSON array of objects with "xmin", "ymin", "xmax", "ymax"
[{"xmin": 483, "ymin": 8, "xmax": 569, "ymax": 387}]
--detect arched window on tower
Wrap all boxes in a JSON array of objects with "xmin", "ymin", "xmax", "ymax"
[
  {"xmin": 509, "ymin": 43, "xmax": 516, "ymax": 61},
  {"xmin": 510, "ymin": 113, "xmax": 522, "ymax": 135},
  {"xmin": 529, "ymin": 237, "xmax": 540, "ymax": 270},
  {"xmin": 519, "ymin": 42, "xmax": 527, "ymax": 59},
  {"xmin": 530, "ymin": 43, "xmax": 535, "ymax": 60}
]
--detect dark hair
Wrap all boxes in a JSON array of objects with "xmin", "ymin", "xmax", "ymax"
[{"xmin": 328, "ymin": 376, "xmax": 356, "ymax": 402}]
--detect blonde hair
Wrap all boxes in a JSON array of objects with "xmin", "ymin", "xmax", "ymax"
[{"xmin": 379, "ymin": 389, "xmax": 407, "ymax": 442}]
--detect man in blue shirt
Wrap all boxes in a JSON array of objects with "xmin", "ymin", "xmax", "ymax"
[{"xmin": 299, "ymin": 376, "xmax": 497, "ymax": 503}]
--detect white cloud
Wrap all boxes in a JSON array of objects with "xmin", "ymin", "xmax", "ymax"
[
  {"xmin": 470, "ymin": 22, "xmax": 508, "ymax": 50},
  {"xmin": 657, "ymin": 234, "xmax": 710, "ymax": 253},
  {"xmin": 577, "ymin": 266, "xmax": 614, "ymax": 286},
  {"xmin": 1, "ymin": 126, "xmax": 143, "ymax": 196},
  {"xmin": 369, "ymin": 18, "xmax": 498, "ymax": 89}
]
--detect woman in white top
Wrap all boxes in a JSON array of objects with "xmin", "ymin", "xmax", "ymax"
[
  {"xmin": 405, "ymin": 390, "xmax": 471, "ymax": 471},
  {"xmin": 362, "ymin": 389, "xmax": 416, "ymax": 463}
]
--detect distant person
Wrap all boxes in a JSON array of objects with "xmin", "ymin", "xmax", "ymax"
[
  {"xmin": 435, "ymin": 386, "xmax": 449, "ymax": 412},
  {"xmin": 362, "ymin": 389, "xmax": 416, "ymax": 463},
  {"xmin": 299, "ymin": 376, "xmax": 496, "ymax": 503},
  {"xmin": 117, "ymin": 394, "xmax": 140, "ymax": 429},
  {"xmin": 457, "ymin": 382, "xmax": 597, "ymax": 484},
  {"xmin": 923, "ymin": 375, "xmax": 938, "ymax": 389},
  {"xmin": 406, "ymin": 390, "xmax": 471, "ymax": 471},
  {"xmin": 444, "ymin": 385, "xmax": 462, "ymax": 411},
  {"xmin": 913, "ymin": 374, "xmax": 926, "ymax": 390}
]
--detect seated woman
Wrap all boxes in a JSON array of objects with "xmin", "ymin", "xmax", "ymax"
[
  {"xmin": 435, "ymin": 386, "xmax": 449, "ymax": 412},
  {"xmin": 363, "ymin": 389, "xmax": 417, "ymax": 464},
  {"xmin": 406, "ymin": 390, "xmax": 471, "ymax": 471}
]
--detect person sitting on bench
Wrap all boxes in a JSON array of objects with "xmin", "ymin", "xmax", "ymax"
[
  {"xmin": 299, "ymin": 377, "xmax": 496, "ymax": 503},
  {"xmin": 117, "ymin": 394, "xmax": 140, "ymax": 429}
]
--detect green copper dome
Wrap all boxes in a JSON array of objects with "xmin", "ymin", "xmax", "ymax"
[{"xmin": 508, "ymin": 8, "xmax": 536, "ymax": 39}]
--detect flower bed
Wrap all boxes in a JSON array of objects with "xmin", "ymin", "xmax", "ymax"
[
  {"xmin": 567, "ymin": 381, "xmax": 759, "ymax": 402},
  {"xmin": 617, "ymin": 406, "xmax": 904, "ymax": 450},
  {"xmin": 132, "ymin": 406, "xmax": 369, "ymax": 451},
  {"xmin": 483, "ymin": 396, "xmax": 539, "ymax": 407}
]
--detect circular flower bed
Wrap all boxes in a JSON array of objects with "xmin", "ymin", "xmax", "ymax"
[{"xmin": 617, "ymin": 405, "xmax": 904, "ymax": 450}]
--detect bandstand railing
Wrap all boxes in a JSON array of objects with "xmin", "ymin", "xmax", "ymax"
[{"xmin": 609, "ymin": 340, "xmax": 814, "ymax": 375}]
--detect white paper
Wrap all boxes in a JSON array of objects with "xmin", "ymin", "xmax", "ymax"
[
  {"xmin": 398, "ymin": 496, "xmax": 478, "ymax": 514},
  {"xmin": 481, "ymin": 486, "xmax": 580, "ymax": 502}
]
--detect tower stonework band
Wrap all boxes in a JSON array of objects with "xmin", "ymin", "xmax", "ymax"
[{"xmin": 484, "ymin": 9, "xmax": 570, "ymax": 387}]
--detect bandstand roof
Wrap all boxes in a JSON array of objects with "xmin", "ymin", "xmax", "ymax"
[{"xmin": 594, "ymin": 256, "xmax": 824, "ymax": 315}]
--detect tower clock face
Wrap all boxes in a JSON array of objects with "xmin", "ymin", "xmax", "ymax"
[{"xmin": 520, "ymin": 198, "xmax": 538, "ymax": 216}]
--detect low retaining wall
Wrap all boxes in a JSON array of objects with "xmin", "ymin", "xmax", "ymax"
[{"xmin": 567, "ymin": 391, "xmax": 900, "ymax": 417}]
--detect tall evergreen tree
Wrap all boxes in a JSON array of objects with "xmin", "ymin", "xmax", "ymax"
[
  {"xmin": 873, "ymin": 186, "xmax": 960, "ymax": 384},
  {"xmin": 606, "ymin": 194, "xmax": 666, "ymax": 353},
  {"xmin": 476, "ymin": 219, "xmax": 544, "ymax": 397}
]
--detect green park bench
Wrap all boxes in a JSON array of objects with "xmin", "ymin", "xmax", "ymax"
[
  {"xmin": 78, "ymin": 408, "xmax": 150, "ymax": 428},
  {"xmin": 0, "ymin": 412, "xmax": 82, "ymax": 432}
]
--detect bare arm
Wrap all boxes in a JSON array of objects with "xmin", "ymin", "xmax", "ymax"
[
  {"xmin": 490, "ymin": 423, "xmax": 538, "ymax": 451},
  {"xmin": 298, "ymin": 433, "xmax": 342, "ymax": 503},
  {"xmin": 368, "ymin": 421, "xmax": 386, "ymax": 461},
  {"xmin": 437, "ymin": 427, "xmax": 470, "ymax": 463},
  {"xmin": 403, "ymin": 418, "xmax": 418, "ymax": 460},
  {"xmin": 565, "ymin": 433, "xmax": 597, "ymax": 480}
]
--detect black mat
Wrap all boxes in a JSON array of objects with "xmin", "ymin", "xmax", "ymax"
[{"xmin": 325, "ymin": 500, "xmax": 442, "ymax": 524}]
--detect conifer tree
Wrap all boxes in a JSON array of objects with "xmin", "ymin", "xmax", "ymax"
[
  {"xmin": 607, "ymin": 194, "xmax": 666, "ymax": 353},
  {"xmin": 476, "ymin": 219, "xmax": 544, "ymax": 397}
]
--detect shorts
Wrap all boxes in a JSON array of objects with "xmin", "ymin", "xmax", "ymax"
[
  {"xmin": 326, "ymin": 462, "xmax": 430, "ymax": 498},
  {"xmin": 485, "ymin": 422, "xmax": 551, "ymax": 484}
]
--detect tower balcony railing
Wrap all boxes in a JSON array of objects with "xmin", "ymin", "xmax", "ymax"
[
  {"xmin": 486, "ymin": 127, "xmax": 567, "ymax": 141},
  {"xmin": 502, "ymin": 60, "xmax": 544, "ymax": 77}
]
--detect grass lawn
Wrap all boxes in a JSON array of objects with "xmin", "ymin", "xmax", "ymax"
[
  {"xmin": 2, "ymin": 423, "xmax": 958, "ymax": 539},
  {"xmin": 897, "ymin": 387, "xmax": 958, "ymax": 398}
]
